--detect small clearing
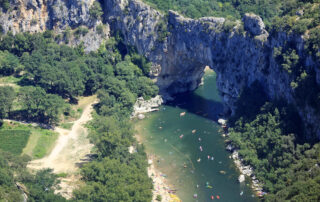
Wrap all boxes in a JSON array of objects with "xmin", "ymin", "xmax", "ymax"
[{"xmin": 28, "ymin": 98, "xmax": 97, "ymax": 198}]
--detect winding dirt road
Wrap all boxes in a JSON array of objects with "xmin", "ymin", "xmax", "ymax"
[{"xmin": 28, "ymin": 100, "xmax": 97, "ymax": 198}]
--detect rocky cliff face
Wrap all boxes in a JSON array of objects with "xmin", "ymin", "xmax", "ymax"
[
  {"xmin": 0, "ymin": 0, "xmax": 109, "ymax": 52},
  {"xmin": 1, "ymin": 0, "xmax": 319, "ymax": 139},
  {"xmin": 104, "ymin": 0, "xmax": 320, "ymax": 139}
]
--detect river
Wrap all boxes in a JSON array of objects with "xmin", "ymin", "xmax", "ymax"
[{"xmin": 135, "ymin": 71, "xmax": 257, "ymax": 202}]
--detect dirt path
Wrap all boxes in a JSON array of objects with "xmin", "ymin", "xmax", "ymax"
[
  {"xmin": 0, "ymin": 83, "xmax": 16, "ymax": 87},
  {"xmin": 28, "ymin": 100, "xmax": 97, "ymax": 198}
]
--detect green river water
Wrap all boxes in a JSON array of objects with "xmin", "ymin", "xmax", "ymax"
[{"xmin": 135, "ymin": 71, "xmax": 257, "ymax": 202}]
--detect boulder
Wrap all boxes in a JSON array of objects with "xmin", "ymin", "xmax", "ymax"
[
  {"xmin": 238, "ymin": 174, "xmax": 245, "ymax": 183},
  {"xmin": 137, "ymin": 114, "xmax": 145, "ymax": 120}
]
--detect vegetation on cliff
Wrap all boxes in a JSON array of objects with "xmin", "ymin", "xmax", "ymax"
[{"xmin": 143, "ymin": 0, "xmax": 319, "ymax": 27}]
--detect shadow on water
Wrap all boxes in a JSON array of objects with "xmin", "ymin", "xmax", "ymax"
[
  {"xmin": 166, "ymin": 91, "xmax": 224, "ymax": 122},
  {"xmin": 138, "ymin": 71, "xmax": 258, "ymax": 202}
]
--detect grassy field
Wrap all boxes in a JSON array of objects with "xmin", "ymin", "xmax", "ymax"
[
  {"xmin": 22, "ymin": 127, "xmax": 58, "ymax": 159},
  {"xmin": 0, "ymin": 121, "xmax": 58, "ymax": 159},
  {"xmin": 0, "ymin": 129, "xmax": 30, "ymax": 155},
  {"xmin": 1, "ymin": 95, "xmax": 96, "ymax": 159},
  {"xmin": 60, "ymin": 122, "xmax": 73, "ymax": 130},
  {"xmin": 0, "ymin": 122, "xmax": 30, "ymax": 155}
]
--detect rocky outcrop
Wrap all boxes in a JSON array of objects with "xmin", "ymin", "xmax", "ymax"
[
  {"xmin": 104, "ymin": 0, "xmax": 320, "ymax": 139},
  {"xmin": 243, "ymin": 13, "xmax": 267, "ymax": 36},
  {"xmin": 47, "ymin": 0, "xmax": 95, "ymax": 30},
  {"xmin": 0, "ymin": 0, "xmax": 109, "ymax": 52},
  {"xmin": 131, "ymin": 95, "xmax": 163, "ymax": 118}
]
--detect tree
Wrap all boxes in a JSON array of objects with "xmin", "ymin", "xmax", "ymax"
[
  {"xmin": 74, "ymin": 158, "xmax": 152, "ymax": 202},
  {"xmin": 19, "ymin": 86, "xmax": 65, "ymax": 124},
  {"xmin": 0, "ymin": 86, "xmax": 15, "ymax": 120},
  {"xmin": 0, "ymin": 153, "xmax": 22, "ymax": 201},
  {"xmin": 0, "ymin": 51, "xmax": 21, "ymax": 75}
]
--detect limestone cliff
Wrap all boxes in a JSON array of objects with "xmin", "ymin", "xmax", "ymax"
[
  {"xmin": 0, "ymin": 0, "xmax": 109, "ymax": 52},
  {"xmin": 103, "ymin": 0, "xmax": 320, "ymax": 139}
]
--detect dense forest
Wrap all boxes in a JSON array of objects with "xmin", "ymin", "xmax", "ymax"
[
  {"xmin": 0, "ymin": 31, "xmax": 157, "ymax": 201},
  {"xmin": 227, "ymin": 82, "xmax": 320, "ymax": 201}
]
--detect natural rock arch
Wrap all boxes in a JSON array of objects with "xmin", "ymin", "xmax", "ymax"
[{"xmin": 104, "ymin": 0, "xmax": 320, "ymax": 139}]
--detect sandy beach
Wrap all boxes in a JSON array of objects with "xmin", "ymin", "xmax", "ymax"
[
  {"xmin": 147, "ymin": 154, "xmax": 175, "ymax": 202},
  {"xmin": 135, "ymin": 124, "xmax": 181, "ymax": 202}
]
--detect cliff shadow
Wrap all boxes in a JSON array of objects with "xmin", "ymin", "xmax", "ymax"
[{"xmin": 165, "ymin": 91, "xmax": 224, "ymax": 122}]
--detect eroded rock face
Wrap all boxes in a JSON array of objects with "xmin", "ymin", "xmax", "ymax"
[
  {"xmin": 0, "ymin": 0, "xmax": 109, "ymax": 52},
  {"xmin": 243, "ymin": 13, "xmax": 266, "ymax": 36},
  {"xmin": 47, "ymin": 0, "xmax": 94, "ymax": 30},
  {"xmin": 104, "ymin": 0, "xmax": 320, "ymax": 139}
]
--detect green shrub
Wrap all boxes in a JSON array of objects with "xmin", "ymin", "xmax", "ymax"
[
  {"xmin": 0, "ymin": 0, "xmax": 10, "ymax": 11},
  {"xmin": 156, "ymin": 195, "xmax": 162, "ymax": 201},
  {"xmin": 74, "ymin": 27, "xmax": 89, "ymax": 38},
  {"xmin": 63, "ymin": 27, "xmax": 71, "ymax": 43},
  {"xmin": 89, "ymin": 1, "xmax": 103, "ymax": 20},
  {"xmin": 31, "ymin": 18, "xmax": 37, "ymax": 26},
  {"xmin": 156, "ymin": 20, "xmax": 169, "ymax": 42},
  {"xmin": 96, "ymin": 24, "xmax": 104, "ymax": 35},
  {"xmin": 222, "ymin": 20, "xmax": 237, "ymax": 32}
]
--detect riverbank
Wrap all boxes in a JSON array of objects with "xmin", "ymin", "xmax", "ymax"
[
  {"xmin": 134, "ymin": 72, "xmax": 256, "ymax": 201},
  {"xmin": 135, "ymin": 123, "xmax": 181, "ymax": 202},
  {"xmin": 218, "ymin": 119, "xmax": 266, "ymax": 198},
  {"xmin": 147, "ymin": 154, "xmax": 180, "ymax": 202}
]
